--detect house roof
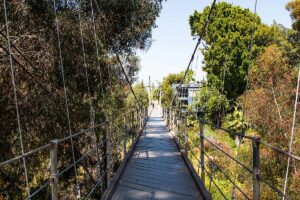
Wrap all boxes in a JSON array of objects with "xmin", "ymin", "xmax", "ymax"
[{"xmin": 172, "ymin": 82, "xmax": 201, "ymax": 89}]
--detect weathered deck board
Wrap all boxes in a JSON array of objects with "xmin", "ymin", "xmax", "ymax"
[{"xmin": 110, "ymin": 107, "xmax": 203, "ymax": 200}]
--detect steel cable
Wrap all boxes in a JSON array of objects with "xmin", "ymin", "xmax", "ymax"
[
  {"xmin": 77, "ymin": 0, "xmax": 102, "ymax": 189},
  {"xmin": 52, "ymin": 0, "xmax": 80, "ymax": 197},
  {"xmin": 282, "ymin": 65, "xmax": 300, "ymax": 199},
  {"xmin": 3, "ymin": 0, "xmax": 31, "ymax": 197},
  {"xmin": 170, "ymin": 0, "xmax": 217, "ymax": 107}
]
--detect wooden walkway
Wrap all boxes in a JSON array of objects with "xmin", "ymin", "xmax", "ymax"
[{"xmin": 110, "ymin": 107, "xmax": 204, "ymax": 200}]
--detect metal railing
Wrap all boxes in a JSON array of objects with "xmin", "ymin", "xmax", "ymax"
[
  {"xmin": 0, "ymin": 107, "xmax": 149, "ymax": 199},
  {"xmin": 163, "ymin": 107, "xmax": 300, "ymax": 200}
]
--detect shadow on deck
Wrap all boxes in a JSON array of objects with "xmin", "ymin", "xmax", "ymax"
[{"xmin": 102, "ymin": 107, "xmax": 210, "ymax": 200}]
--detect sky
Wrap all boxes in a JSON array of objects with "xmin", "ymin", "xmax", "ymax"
[{"xmin": 137, "ymin": 0, "xmax": 293, "ymax": 86}]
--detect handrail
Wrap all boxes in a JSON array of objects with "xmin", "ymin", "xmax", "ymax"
[
  {"xmin": 185, "ymin": 142, "xmax": 250, "ymax": 199},
  {"xmin": 203, "ymin": 136, "xmax": 253, "ymax": 173},
  {"xmin": 164, "ymin": 106, "xmax": 300, "ymax": 200},
  {"xmin": 1, "ymin": 106, "xmax": 149, "ymax": 199},
  {"xmin": 203, "ymin": 166, "xmax": 228, "ymax": 200},
  {"xmin": 0, "ymin": 109, "xmax": 139, "ymax": 168},
  {"xmin": 260, "ymin": 141, "xmax": 300, "ymax": 161}
]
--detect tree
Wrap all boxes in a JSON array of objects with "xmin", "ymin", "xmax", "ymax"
[
  {"xmin": 189, "ymin": 2, "xmax": 279, "ymax": 100},
  {"xmin": 194, "ymin": 84, "xmax": 229, "ymax": 125},
  {"xmin": 126, "ymin": 82, "xmax": 149, "ymax": 109},
  {"xmin": 161, "ymin": 70, "xmax": 194, "ymax": 107},
  {"xmin": 0, "ymin": 0, "xmax": 164, "ymax": 198},
  {"xmin": 286, "ymin": 0, "xmax": 300, "ymax": 32},
  {"xmin": 243, "ymin": 44, "xmax": 298, "ymax": 143},
  {"xmin": 242, "ymin": 44, "xmax": 300, "ymax": 199}
]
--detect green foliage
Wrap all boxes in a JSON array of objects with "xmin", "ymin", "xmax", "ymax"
[
  {"xmin": 223, "ymin": 107, "xmax": 248, "ymax": 133},
  {"xmin": 0, "ymin": 0, "xmax": 163, "ymax": 198},
  {"xmin": 286, "ymin": 0, "xmax": 300, "ymax": 31},
  {"xmin": 194, "ymin": 85, "xmax": 229, "ymax": 125},
  {"xmin": 161, "ymin": 70, "xmax": 194, "ymax": 107},
  {"xmin": 126, "ymin": 82, "xmax": 149, "ymax": 109},
  {"xmin": 182, "ymin": 3, "xmax": 300, "ymax": 199},
  {"xmin": 151, "ymin": 87, "xmax": 160, "ymax": 101},
  {"xmin": 189, "ymin": 2, "xmax": 280, "ymax": 100}
]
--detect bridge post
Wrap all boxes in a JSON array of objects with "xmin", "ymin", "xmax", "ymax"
[
  {"xmin": 145, "ymin": 107, "xmax": 147, "ymax": 122},
  {"xmin": 123, "ymin": 116, "xmax": 127, "ymax": 156},
  {"xmin": 170, "ymin": 108, "xmax": 172, "ymax": 128},
  {"xmin": 140, "ymin": 108, "xmax": 143, "ymax": 131},
  {"xmin": 172, "ymin": 109, "xmax": 176, "ymax": 130},
  {"xmin": 177, "ymin": 113, "xmax": 181, "ymax": 142},
  {"xmin": 137, "ymin": 108, "xmax": 140, "ymax": 133},
  {"xmin": 167, "ymin": 108, "xmax": 170, "ymax": 128},
  {"xmin": 49, "ymin": 140, "xmax": 58, "ymax": 200},
  {"xmin": 176, "ymin": 113, "xmax": 179, "ymax": 140},
  {"xmin": 199, "ymin": 121, "xmax": 205, "ymax": 184},
  {"xmin": 144, "ymin": 107, "xmax": 147, "ymax": 125},
  {"xmin": 252, "ymin": 137, "xmax": 260, "ymax": 200},
  {"xmin": 131, "ymin": 111, "xmax": 135, "ymax": 143},
  {"xmin": 184, "ymin": 114, "xmax": 188, "ymax": 157},
  {"xmin": 140, "ymin": 108, "xmax": 142, "ymax": 130},
  {"xmin": 106, "ymin": 123, "xmax": 112, "ymax": 186},
  {"xmin": 169, "ymin": 108, "xmax": 172, "ymax": 130}
]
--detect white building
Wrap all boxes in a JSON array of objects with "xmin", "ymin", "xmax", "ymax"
[{"xmin": 172, "ymin": 82, "xmax": 201, "ymax": 107}]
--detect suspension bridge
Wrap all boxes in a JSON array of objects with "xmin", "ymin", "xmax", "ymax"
[{"xmin": 1, "ymin": 0, "xmax": 300, "ymax": 199}]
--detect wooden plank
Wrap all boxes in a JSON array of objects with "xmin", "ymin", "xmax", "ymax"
[
  {"xmin": 172, "ymin": 131, "xmax": 212, "ymax": 200},
  {"xmin": 120, "ymin": 176, "xmax": 200, "ymax": 196},
  {"xmin": 101, "ymin": 109, "xmax": 153, "ymax": 200},
  {"xmin": 108, "ymin": 107, "xmax": 209, "ymax": 200}
]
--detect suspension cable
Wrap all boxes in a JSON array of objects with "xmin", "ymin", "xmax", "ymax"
[
  {"xmin": 171, "ymin": 0, "xmax": 217, "ymax": 107},
  {"xmin": 77, "ymin": 0, "xmax": 102, "ymax": 186},
  {"xmin": 241, "ymin": 0, "xmax": 258, "ymax": 124},
  {"xmin": 51, "ymin": 0, "xmax": 80, "ymax": 197},
  {"xmin": 89, "ymin": 0, "xmax": 104, "ymax": 181},
  {"xmin": 115, "ymin": 53, "xmax": 142, "ymax": 109},
  {"xmin": 217, "ymin": 2, "xmax": 233, "ymax": 128},
  {"xmin": 3, "ymin": 0, "xmax": 30, "ymax": 197},
  {"xmin": 195, "ymin": 52, "xmax": 199, "ymax": 78},
  {"xmin": 282, "ymin": 65, "xmax": 300, "ymax": 199},
  {"xmin": 232, "ymin": 1, "xmax": 258, "ymax": 199},
  {"xmin": 89, "ymin": 0, "xmax": 104, "ymax": 96}
]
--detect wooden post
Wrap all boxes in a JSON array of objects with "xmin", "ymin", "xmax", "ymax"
[
  {"xmin": 136, "ymin": 110, "xmax": 139, "ymax": 137},
  {"xmin": 50, "ymin": 140, "xmax": 58, "ymax": 200},
  {"xmin": 177, "ymin": 114, "xmax": 181, "ymax": 142},
  {"xmin": 139, "ymin": 108, "xmax": 142, "ymax": 132},
  {"xmin": 123, "ymin": 116, "xmax": 127, "ymax": 156},
  {"xmin": 169, "ymin": 108, "xmax": 172, "ymax": 129},
  {"xmin": 252, "ymin": 138, "xmax": 260, "ymax": 200},
  {"xmin": 106, "ymin": 123, "xmax": 111, "ymax": 186},
  {"xmin": 184, "ymin": 114, "xmax": 188, "ymax": 157},
  {"xmin": 170, "ymin": 108, "xmax": 173, "ymax": 130},
  {"xmin": 143, "ymin": 107, "xmax": 147, "ymax": 125},
  {"xmin": 131, "ymin": 111, "xmax": 134, "ymax": 143},
  {"xmin": 199, "ymin": 121, "xmax": 205, "ymax": 184},
  {"xmin": 172, "ymin": 109, "xmax": 176, "ymax": 131}
]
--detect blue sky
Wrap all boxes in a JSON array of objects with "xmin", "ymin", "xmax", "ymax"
[{"xmin": 137, "ymin": 0, "xmax": 292, "ymax": 86}]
